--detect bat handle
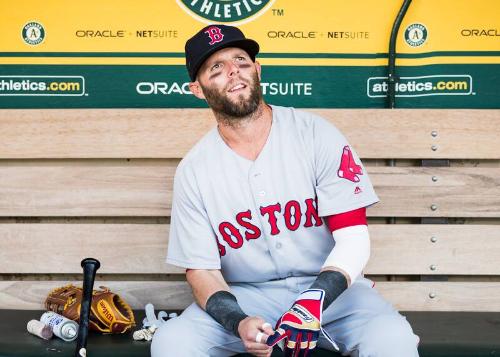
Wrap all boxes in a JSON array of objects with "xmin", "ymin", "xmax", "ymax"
[{"xmin": 75, "ymin": 258, "xmax": 101, "ymax": 357}]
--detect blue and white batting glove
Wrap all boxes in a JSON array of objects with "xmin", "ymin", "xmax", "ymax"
[{"xmin": 266, "ymin": 289, "xmax": 338, "ymax": 357}]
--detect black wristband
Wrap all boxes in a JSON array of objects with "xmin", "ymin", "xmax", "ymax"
[
  {"xmin": 205, "ymin": 291, "xmax": 248, "ymax": 337},
  {"xmin": 310, "ymin": 270, "xmax": 348, "ymax": 311}
]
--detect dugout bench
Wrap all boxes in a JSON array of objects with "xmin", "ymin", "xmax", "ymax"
[{"xmin": 0, "ymin": 108, "xmax": 499, "ymax": 356}]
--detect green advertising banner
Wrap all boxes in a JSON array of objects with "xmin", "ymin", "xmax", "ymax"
[{"xmin": 1, "ymin": 0, "xmax": 499, "ymax": 108}]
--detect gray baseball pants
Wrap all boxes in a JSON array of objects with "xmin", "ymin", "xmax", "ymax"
[{"xmin": 151, "ymin": 276, "xmax": 419, "ymax": 356}]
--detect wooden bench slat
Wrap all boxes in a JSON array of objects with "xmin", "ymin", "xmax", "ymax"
[
  {"xmin": 1, "ymin": 109, "xmax": 498, "ymax": 159},
  {"xmin": 0, "ymin": 280, "xmax": 192, "ymax": 310},
  {"xmin": 0, "ymin": 224, "xmax": 182, "ymax": 274},
  {"xmin": 367, "ymin": 225, "xmax": 500, "ymax": 275},
  {"xmin": 0, "ymin": 109, "xmax": 213, "ymax": 160},
  {"xmin": 375, "ymin": 281, "xmax": 500, "ymax": 312},
  {"xmin": 0, "ymin": 161, "xmax": 174, "ymax": 217},
  {"xmin": 370, "ymin": 166, "xmax": 500, "ymax": 217},
  {"xmin": 316, "ymin": 109, "xmax": 500, "ymax": 160},
  {"xmin": 1, "ymin": 280, "xmax": 499, "ymax": 312},
  {"xmin": 1, "ymin": 163, "xmax": 500, "ymax": 217},
  {"xmin": 1, "ymin": 224, "xmax": 498, "ymax": 275}
]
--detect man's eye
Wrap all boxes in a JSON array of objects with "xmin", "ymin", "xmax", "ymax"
[
  {"xmin": 236, "ymin": 56, "xmax": 245, "ymax": 61},
  {"xmin": 211, "ymin": 63, "xmax": 221, "ymax": 71}
]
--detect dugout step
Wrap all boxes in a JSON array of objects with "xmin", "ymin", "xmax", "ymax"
[{"xmin": 0, "ymin": 310, "xmax": 499, "ymax": 356}]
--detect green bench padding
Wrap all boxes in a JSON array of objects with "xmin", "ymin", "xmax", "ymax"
[{"xmin": 1, "ymin": 310, "xmax": 499, "ymax": 356}]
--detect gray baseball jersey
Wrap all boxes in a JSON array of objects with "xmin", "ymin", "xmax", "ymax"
[{"xmin": 166, "ymin": 105, "xmax": 379, "ymax": 283}]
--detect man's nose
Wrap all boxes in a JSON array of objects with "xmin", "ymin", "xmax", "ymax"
[{"xmin": 227, "ymin": 62, "xmax": 239, "ymax": 77}]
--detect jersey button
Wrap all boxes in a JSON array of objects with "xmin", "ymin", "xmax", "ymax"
[
  {"xmin": 275, "ymin": 242, "xmax": 282, "ymax": 249},
  {"xmin": 258, "ymin": 190, "xmax": 266, "ymax": 197}
]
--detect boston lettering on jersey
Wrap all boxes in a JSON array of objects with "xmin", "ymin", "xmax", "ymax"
[{"xmin": 215, "ymin": 197, "xmax": 323, "ymax": 256}]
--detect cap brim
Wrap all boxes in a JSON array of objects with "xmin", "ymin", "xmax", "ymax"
[{"xmin": 190, "ymin": 38, "xmax": 260, "ymax": 81}]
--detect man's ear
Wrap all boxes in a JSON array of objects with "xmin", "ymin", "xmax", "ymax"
[
  {"xmin": 255, "ymin": 60, "xmax": 262, "ymax": 81},
  {"xmin": 189, "ymin": 81, "xmax": 206, "ymax": 100}
]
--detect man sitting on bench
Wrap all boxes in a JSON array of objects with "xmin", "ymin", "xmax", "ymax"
[{"xmin": 152, "ymin": 24, "xmax": 419, "ymax": 357}]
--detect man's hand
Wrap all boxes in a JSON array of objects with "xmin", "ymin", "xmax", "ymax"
[
  {"xmin": 266, "ymin": 289, "xmax": 338, "ymax": 356},
  {"xmin": 238, "ymin": 316, "xmax": 274, "ymax": 357}
]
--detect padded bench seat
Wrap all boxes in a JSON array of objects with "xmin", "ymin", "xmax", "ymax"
[{"xmin": 0, "ymin": 310, "xmax": 499, "ymax": 357}]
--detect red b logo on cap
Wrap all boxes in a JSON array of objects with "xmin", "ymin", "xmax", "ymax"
[{"xmin": 205, "ymin": 26, "xmax": 224, "ymax": 45}]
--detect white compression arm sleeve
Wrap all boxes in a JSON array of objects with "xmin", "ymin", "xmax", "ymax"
[{"xmin": 322, "ymin": 225, "xmax": 370, "ymax": 283}]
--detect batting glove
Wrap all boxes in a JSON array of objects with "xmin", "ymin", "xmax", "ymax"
[{"xmin": 266, "ymin": 289, "xmax": 338, "ymax": 357}]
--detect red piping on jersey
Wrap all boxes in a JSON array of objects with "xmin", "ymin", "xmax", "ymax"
[{"xmin": 325, "ymin": 207, "xmax": 367, "ymax": 233}]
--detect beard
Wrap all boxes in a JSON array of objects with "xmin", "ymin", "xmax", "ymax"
[{"xmin": 201, "ymin": 71, "xmax": 263, "ymax": 124}]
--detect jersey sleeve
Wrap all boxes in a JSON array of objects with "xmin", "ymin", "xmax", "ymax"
[
  {"xmin": 166, "ymin": 161, "xmax": 221, "ymax": 270},
  {"xmin": 313, "ymin": 115, "xmax": 379, "ymax": 216}
]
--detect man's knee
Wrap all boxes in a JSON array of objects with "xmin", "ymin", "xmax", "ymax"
[
  {"xmin": 357, "ymin": 314, "xmax": 419, "ymax": 357},
  {"xmin": 151, "ymin": 317, "xmax": 205, "ymax": 357}
]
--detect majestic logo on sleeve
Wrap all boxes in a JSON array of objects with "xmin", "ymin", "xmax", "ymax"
[
  {"xmin": 337, "ymin": 146, "xmax": 363, "ymax": 182},
  {"xmin": 177, "ymin": 0, "xmax": 275, "ymax": 25},
  {"xmin": 215, "ymin": 197, "xmax": 323, "ymax": 257},
  {"xmin": 205, "ymin": 26, "xmax": 224, "ymax": 45}
]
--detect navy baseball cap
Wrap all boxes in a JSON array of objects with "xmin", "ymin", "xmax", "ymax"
[{"xmin": 185, "ymin": 24, "xmax": 259, "ymax": 81}]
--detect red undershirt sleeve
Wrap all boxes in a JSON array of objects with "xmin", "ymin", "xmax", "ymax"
[{"xmin": 325, "ymin": 207, "xmax": 367, "ymax": 233}]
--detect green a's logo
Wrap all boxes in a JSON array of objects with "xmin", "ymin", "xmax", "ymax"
[
  {"xmin": 22, "ymin": 21, "xmax": 45, "ymax": 46},
  {"xmin": 404, "ymin": 23, "xmax": 428, "ymax": 47},
  {"xmin": 177, "ymin": 0, "xmax": 275, "ymax": 24}
]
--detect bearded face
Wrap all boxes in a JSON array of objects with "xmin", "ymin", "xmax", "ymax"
[{"xmin": 200, "ymin": 70, "xmax": 263, "ymax": 121}]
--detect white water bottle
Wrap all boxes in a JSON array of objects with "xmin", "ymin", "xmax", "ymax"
[{"xmin": 40, "ymin": 311, "xmax": 79, "ymax": 342}]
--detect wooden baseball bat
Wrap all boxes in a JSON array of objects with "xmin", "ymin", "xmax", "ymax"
[{"xmin": 75, "ymin": 258, "xmax": 101, "ymax": 357}]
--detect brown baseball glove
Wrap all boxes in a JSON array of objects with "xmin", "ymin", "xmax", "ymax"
[{"xmin": 45, "ymin": 284, "xmax": 135, "ymax": 334}]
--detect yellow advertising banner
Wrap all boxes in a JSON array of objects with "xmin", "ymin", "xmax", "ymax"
[
  {"xmin": 3, "ymin": 1, "xmax": 499, "ymax": 59},
  {"xmin": 0, "ymin": 0, "xmax": 499, "ymax": 108}
]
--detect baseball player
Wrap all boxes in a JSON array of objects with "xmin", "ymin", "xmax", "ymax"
[{"xmin": 151, "ymin": 25, "xmax": 419, "ymax": 357}]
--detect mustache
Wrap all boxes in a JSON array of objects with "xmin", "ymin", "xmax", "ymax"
[{"xmin": 224, "ymin": 77, "xmax": 251, "ymax": 92}]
